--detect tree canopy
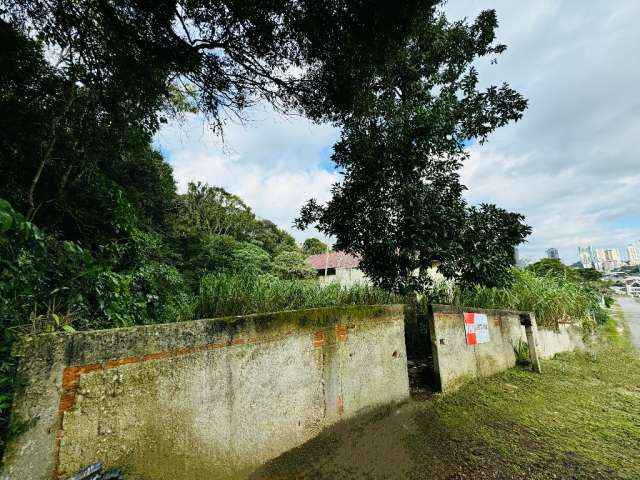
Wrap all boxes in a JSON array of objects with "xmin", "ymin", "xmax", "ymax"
[
  {"xmin": 4, "ymin": 1, "xmax": 441, "ymax": 130},
  {"xmin": 302, "ymin": 238, "xmax": 329, "ymax": 256},
  {"xmin": 527, "ymin": 259, "xmax": 603, "ymax": 284},
  {"xmin": 296, "ymin": 8, "xmax": 530, "ymax": 291}
]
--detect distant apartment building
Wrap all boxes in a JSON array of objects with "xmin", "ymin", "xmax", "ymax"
[
  {"xmin": 605, "ymin": 248, "xmax": 622, "ymax": 270},
  {"xmin": 578, "ymin": 246, "xmax": 594, "ymax": 269},
  {"xmin": 546, "ymin": 247, "xmax": 560, "ymax": 260},
  {"xmin": 604, "ymin": 248, "xmax": 621, "ymax": 262},
  {"xmin": 579, "ymin": 245, "xmax": 623, "ymax": 272},
  {"xmin": 628, "ymin": 244, "xmax": 640, "ymax": 266}
]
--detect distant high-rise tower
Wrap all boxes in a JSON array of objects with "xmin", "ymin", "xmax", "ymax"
[
  {"xmin": 578, "ymin": 246, "xmax": 594, "ymax": 269},
  {"xmin": 628, "ymin": 244, "xmax": 640, "ymax": 266},
  {"xmin": 594, "ymin": 247, "xmax": 622, "ymax": 272},
  {"xmin": 546, "ymin": 247, "xmax": 560, "ymax": 260},
  {"xmin": 603, "ymin": 248, "xmax": 621, "ymax": 262}
]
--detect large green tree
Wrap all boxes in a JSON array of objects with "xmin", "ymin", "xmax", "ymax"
[
  {"xmin": 173, "ymin": 182, "xmax": 298, "ymax": 282},
  {"xmin": 297, "ymin": 9, "xmax": 531, "ymax": 291},
  {"xmin": 174, "ymin": 182, "xmax": 257, "ymax": 241},
  {"xmin": 252, "ymin": 220, "xmax": 297, "ymax": 256}
]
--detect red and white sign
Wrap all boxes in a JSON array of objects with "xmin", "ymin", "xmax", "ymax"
[{"xmin": 463, "ymin": 312, "xmax": 490, "ymax": 345}]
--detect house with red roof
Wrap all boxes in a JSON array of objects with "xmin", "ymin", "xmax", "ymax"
[{"xmin": 305, "ymin": 251, "xmax": 370, "ymax": 287}]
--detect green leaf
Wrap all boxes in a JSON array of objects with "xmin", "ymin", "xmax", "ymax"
[
  {"xmin": 0, "ymin": 198, "xmax": 12, "ymax": 212},
  {"xmin": 62, "ymin": 325, "xmax": 76, "ymax": 334},
  {"xmin": 0, "ymin": 211, "xmax": 13, "ymax": 232}
]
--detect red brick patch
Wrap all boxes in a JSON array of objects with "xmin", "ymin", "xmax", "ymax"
[
  {"xmin": 336, "ymin": 325, "xmax": 349, "ymax": 343},
  {"xmin": 105, "ymin": 356, "xmax": 139, "ymax": 369},
  {"xmin": 313, "ymin": 330, "xmax": 325, "ymax": 347},
  {"xmin": 337, "ymin": 395, "xmax": 344, "ymax": 415}
]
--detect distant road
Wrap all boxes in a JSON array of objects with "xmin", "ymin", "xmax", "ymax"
[{"xmin": 617, "ymin": 296, "xmax": 640, "ymax": 349}]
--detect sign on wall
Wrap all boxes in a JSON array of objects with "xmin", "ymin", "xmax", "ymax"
[{"xmin": 463, "ymin": 312, "xmax": 490, "ymax": 345}]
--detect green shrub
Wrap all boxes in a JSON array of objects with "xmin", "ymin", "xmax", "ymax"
[
  {"xmin": 454, "ymin": 268, "xmax": 607, "ymax": 329},
  {"xmin": 604, "ymin": 296, "xmax": 614, "ymax": 309},
  {"xmin": 196, "ymin": 273, "xmax": 403, "ymax": 318},
  {"xmin": 514, "ymin": 339, "xmax": 530, "ymax": 366},
  {"xmin": 272, "ymin": 250, "xmax": 316, "ymax": 280},
  {"xmin": 231, "ymin": 243, "xmax": 272, "ymax": 275}
]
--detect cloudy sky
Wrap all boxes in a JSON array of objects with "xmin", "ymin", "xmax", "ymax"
[{"xmin": 155, "ymin": 0, "xmax": 640, "ymax": 264}]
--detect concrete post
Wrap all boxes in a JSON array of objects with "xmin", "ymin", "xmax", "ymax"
[{"xmin": 520, "ymin": 313, "xmax": 542, "ymax": 374}]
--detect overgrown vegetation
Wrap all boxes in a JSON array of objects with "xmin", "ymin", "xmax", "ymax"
[
  {"xmin": 453, "ymin": 262, "xmax": 609, "ymax": 329},
  {"xmin": 196, "ymin": 274, "xmax": 403, "ymax": 318},
  {"xmin": 513, "ymin": 338, "xmax": 530, "ymax": 366}
]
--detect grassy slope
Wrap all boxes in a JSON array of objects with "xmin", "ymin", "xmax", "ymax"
[{"xmin": 253, "ymin": 305, "xmax": 640, "ymax": 480}]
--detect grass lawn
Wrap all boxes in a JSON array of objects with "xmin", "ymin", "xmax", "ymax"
[{"xmin": 252, "ymin": 306, "xmax": 640, "ymax": 479}]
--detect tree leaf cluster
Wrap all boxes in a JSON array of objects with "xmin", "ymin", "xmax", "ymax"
[
  {"xmin": 302, "ymin": 237, "xmax": 329, "ymax": 256},
  {"xmin": 296, "ymin": 8, "xmax": 531, "ymax": 292}
]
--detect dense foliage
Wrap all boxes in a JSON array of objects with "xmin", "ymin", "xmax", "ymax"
[
  {"xmin": 302, "ymin": 238, "xmax": 329, "ymax": 256},
  {"xmin": 4, "ymin": 1, "xmax": 447, "ymax": 129},
  {"xmin": 296, "ymin": 9, "xmax": 531, "ymax": 292},
  {"xmin": 454, "ymin": 265, "xmax": 610, "ymax": 329}
]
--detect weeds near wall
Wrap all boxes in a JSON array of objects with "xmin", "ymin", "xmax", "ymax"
[
  {"xmin": 454, "ymin": 268, "xmax": 608, "ymax": 329},
  {"xmin": 196, "ymin": 273, "xmax": 404, "ymax": 318},
  {"xmin": 514, "ymin": 339, "xmax": 530, "ymax": 366}
]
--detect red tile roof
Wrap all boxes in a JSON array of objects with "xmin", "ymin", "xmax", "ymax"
[{"xmin": 306, "ymin": 251, "xmax": 361, "ymax": 270}]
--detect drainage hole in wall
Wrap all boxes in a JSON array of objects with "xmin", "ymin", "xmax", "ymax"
[{"xmin": 392, "ymin": 350, "xmax": 398, "ymax": 358}]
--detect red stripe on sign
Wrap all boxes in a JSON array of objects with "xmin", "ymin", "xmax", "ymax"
[
  {"xmin": 466, "ymin": 332, "xmax": 477, "ymax": 345},
  {"xmin": 464, "ymin": 312, "xmax": 475, "ymax": 324}
]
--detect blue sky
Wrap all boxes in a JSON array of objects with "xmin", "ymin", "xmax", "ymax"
[{"xmin": 155, "ymin": 1, "xmax": 640, "ymax": 264}]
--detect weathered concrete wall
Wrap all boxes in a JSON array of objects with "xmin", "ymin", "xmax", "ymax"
[
  {"xmin": 537, "ymin": 322, "xmax": 585, "ymax": 359},
  {"xmin": 429, "ymin": 305, "xmax": 583, "ymax": 392},
  {"xmin": 1, "ymin": 305, "xmax": 409, "ymax": 480}
]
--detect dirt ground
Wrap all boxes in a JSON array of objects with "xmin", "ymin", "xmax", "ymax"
[{"xmin": 252, "ymin": 304, "xmax": 640, "ymax": 480}]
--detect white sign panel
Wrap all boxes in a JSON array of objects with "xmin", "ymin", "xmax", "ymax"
[{"xmin": 463, "ymin": 312, "xmax": 490, "ymax": 345}]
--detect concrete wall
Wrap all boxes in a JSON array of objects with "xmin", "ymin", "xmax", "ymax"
[
  {"xmin": 2, "ymin": 305, "xmax": 409, "ymax": 480},
  {"xmin": 537, "ymin": 322, "xmax": 585, "ymax": 359},
  {"xmin": 429, "ymin": 305, "xmax": 584, "ymax": 392}
]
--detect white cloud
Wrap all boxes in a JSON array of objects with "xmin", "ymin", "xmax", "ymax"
[
  {"xmin": 154, "ymin": 107, "xmax": 340, "ymax": 243},
  {"xmin": 447, "ymin": 0, "xmax": 640, "ymax": 262}
]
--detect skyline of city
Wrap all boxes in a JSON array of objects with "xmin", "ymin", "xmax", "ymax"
[{"xmin": 518, "ymin": 239, "xmax": 640, "ymax": 269}]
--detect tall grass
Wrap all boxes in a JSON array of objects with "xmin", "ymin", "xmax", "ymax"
[
  {"xmin": 453, "ymin": 268, "xmax": 604, "ymax": 329},
  {"xmin": 195, "ymin": 273, "xmax": 404, "ymax": 318}
]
